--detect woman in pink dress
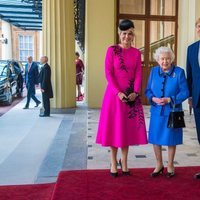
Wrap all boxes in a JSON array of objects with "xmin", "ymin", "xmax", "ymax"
[{"xmin": 96, "ymin": 19, "xmax": 147, "ymax": 177}]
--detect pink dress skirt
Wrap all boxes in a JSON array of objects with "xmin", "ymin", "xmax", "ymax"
[{"xmin": 96, "ymin": 45, "xmax": 147, "ymax": 147}]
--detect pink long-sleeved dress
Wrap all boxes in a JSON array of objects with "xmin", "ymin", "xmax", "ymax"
[{"xmin": 96, "ymin": 45, "xmax": 147, "ymax": 147}]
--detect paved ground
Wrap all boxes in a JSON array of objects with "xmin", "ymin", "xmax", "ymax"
[
  {"xmin": 87, "ymin": 108, "xmax": 200, "ymax": 169},
  {"xmin": 0, "ymin": 91, "xmax": 199, "ymax": 185}
]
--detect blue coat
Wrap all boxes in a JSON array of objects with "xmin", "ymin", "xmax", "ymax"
[
  {"xmin": 186, "ymin": 40, "xmax": 200, "ymax": 108},
  {"xmin": 145, "ymin": 65, "xmax": 189, "ymax": 116},
  {"xmin": 24, "ymin": 62, "xmax": 39, "ymax": 86},
  {"xmin": 145, "ymin": 65, "xmax": 189, "ymax": 146}
]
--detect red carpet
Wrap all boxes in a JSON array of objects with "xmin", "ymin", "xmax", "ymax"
[
  {"xmin": 52, "ymin": 167, "xmax": 200, "ymax": 200},
  {"xmin": 0, "ymin": 183, "xmax": 54, "ymax": 200},
  {"xmin": 0, "ymin": 167, "xmax": 200, "ymax": 200}
]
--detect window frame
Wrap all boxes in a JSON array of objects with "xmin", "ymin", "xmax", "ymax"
[
  {"xmin": 116, "ymin": 0, "xmax": 179, "ymax": 67},
  {"xmin": 18, "ymin": 35, "xmax": 34, "ymax": 61}
]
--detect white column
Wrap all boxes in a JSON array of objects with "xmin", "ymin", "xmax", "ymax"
[{"xmin": 1, "ymin": 20, "xmax": 12, "ymax": 60}]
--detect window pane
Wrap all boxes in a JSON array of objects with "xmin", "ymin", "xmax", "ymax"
[
  {"xmin": 119, "ymin": 0, "xmax": 145, "ymax": 15},
  {"xmin": 150, "ymin": 21, "xmax": 175, "ymax": 61},
  {"xmin": 19, "ymin": 35, "xmax": 23, "ymax": 43},
  {"xmin": 25, "ymin": 36, "xmax": 29, "ymax": 43},
  {"xmin": 19, "ymin": 43, "xmax": 23, "ymax": 49},
  {"xmin": 150, "ymin": 0, "xmax": 176, "ymax": 16},
  {"xmin": 133, "ymin": 20, "xmax": 145, "ymax": 62},
  {"xmin": 25, "ymin": 50, "xmax": 29, "ymax": 57},
  {"xmin": 29, "ymin": 50, "xmax": 33, "ymax": 57},
  {"xmin": 24, "ymin": 43, "xmax": 29, "ymax": 49},
  {"xmin": 22, "ymin": 51, "xmax": 25, "ymax": 60},
  {"xmin": 29, "ymin": 43, "xmax": 33, "ymax": 49},
  {"xmin": 29, "ymin": 36, "xmax": 33, "ymax": 43}
]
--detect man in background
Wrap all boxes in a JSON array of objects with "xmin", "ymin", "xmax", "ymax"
[
  {"xmin": 186, "ymin": 18, "xmax": 200, "ymax": 179},
  {"xmin": 23, "ymin": 56, "xmax": 41, "ymax": 109},
  {"xmin": 39, "ymin": 56, "xmax": 53, "ymax": 117}
]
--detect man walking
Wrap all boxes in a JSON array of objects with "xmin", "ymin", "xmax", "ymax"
[
  {"xmin": 186, "ymin": 18, "xmax": 200, "ymax": 179},
  {"xmin": 23, "ymin": 56, "xmax": 41, "ymax": 109},
  {"xmin": 39, "ymin": 56, "xmax": 53, "ymax": 117}
]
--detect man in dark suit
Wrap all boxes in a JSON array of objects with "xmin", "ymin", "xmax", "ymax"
[
  {"xmin": 186, "ymin": 18, "xmax": 200, "ymax": 179},
  {"xmin": 23, "ymin": 56, "xmax": 41, "ymax": 109},
  {"xmin": 39, "ymin": 56, "xmax": 53, "ymax": 117}
]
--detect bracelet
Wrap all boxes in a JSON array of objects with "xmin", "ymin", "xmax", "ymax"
[
  {"xmin": 134, "ymin": 92, "xmax": 139, "ymax": 96},
  {"xmin": 167, "ymin": 98, "xmax": 171, "ymax": 103}
]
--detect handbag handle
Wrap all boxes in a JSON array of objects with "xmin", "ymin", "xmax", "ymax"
[
  {"xmin": 172, "ymin": 97, "xmax": 176, "ymax": 111},
  {"xmin": 172, "ymin": 96, "xmax": 183, "ymax": 112}
]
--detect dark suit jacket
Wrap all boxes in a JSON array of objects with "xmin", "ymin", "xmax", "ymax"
[
  {"xmin": 186, "ymin": 40, "xmax": 200, "ymax": 108},
  {"xmin": 24, "ymin": 62, "xmax": 39, "ymax": 86},
  {"xmin": 39, "ymin": 63, "xmax": 53, "ymax": 98}
]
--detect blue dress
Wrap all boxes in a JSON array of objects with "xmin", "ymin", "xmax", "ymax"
[{"xmin": 145, "ymin": 65, "xmax": 189, "ymax": 146}]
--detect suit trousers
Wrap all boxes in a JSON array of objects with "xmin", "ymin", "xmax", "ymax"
[
  {"xmin": 25, "ymin": 84, "xmax": 40, "ymax": 107},
  {"xmin": 194, "ymin": 106, "xmax": 200, "ymax": 144},
  {"xmin": 42, "ymin": 92, "xmax": 50, "ymax": 116}
]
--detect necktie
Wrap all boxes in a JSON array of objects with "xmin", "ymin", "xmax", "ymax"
[{"xmin": 28, "ymin": 63, "xmax": 31, "ymax": 72}]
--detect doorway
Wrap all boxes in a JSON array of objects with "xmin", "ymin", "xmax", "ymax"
[{"xmin": 75, "ymin": 0, "xmax": 86, "ymax": 104}]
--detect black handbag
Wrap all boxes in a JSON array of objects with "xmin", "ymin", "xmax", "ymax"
[
  {"xmin": 167, "ymin": 99, "xmax": 185, "ymax": 128},
  {"xmin": 167, "ymin": 111, "xmax": 185, "ymax": 128}
]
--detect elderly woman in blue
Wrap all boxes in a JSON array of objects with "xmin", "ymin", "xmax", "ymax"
[{"xmin": 145, "ymin": 46, "xmax": 189, "ymax": 178}]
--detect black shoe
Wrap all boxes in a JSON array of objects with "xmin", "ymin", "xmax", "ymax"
[
  {"xmin": 122, "ymin": 171, "xmax": 131, "ymax": 176},
  {"xmin": 35, "ymin": 102, "xmax": 41, "ymax": 107},
  {"xmin": 166, "ymin": 171, "xmax": 175, "ymax": 178},
  {"xmin": 166, "ymin": 166, "xmax": 175, "ymax": 178},
  {"xmin": 110, "ymin": 171, "xmax": 118, "ymax": 178},
  {"xmin": 151, "ymin": 166, "xmax": 164, "ymax": 177},
  {"xmin": 39, "ymin": 114, "xmax": 50, "ymax": 117},
  {"xmin": 23, "ymin": 106, "xmax": 29, "ymax": 109},
  {"xmin": 119, "ymin": 159, "xmax": 131, "ymax": 176},
  {"xmin": 110, "ymin": 163, "xmax": 118, "ymax": 178},
  {"xmin": 194, "ymin": 172, "xmax": 200, "ymax": 179}
]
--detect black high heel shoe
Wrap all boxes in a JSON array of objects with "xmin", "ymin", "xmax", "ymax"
[
  {"xmin": 110, "ymin": 171, "xmax": 118, "ymax": 177},
  {"xmin": 166, "ymin": 171, "xmax": 175, "ymax": 178},
  {"xmin": 166, "ymin": 167, "xmax": 175, "ymax": 178},
  {"xmin": 110, "ymin": 164, "xmax": 118, "ymax": 178},
  {"xmin": 166, "ymin": 168, "xmax": 175, "ymax": 178},
  {"xmin": 151, "ymin": 166, "xmax": 164, "ymax": 177},
  {"xmin": 119, "ymin": 159, "xmax": 131, "ymax": 176}
]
